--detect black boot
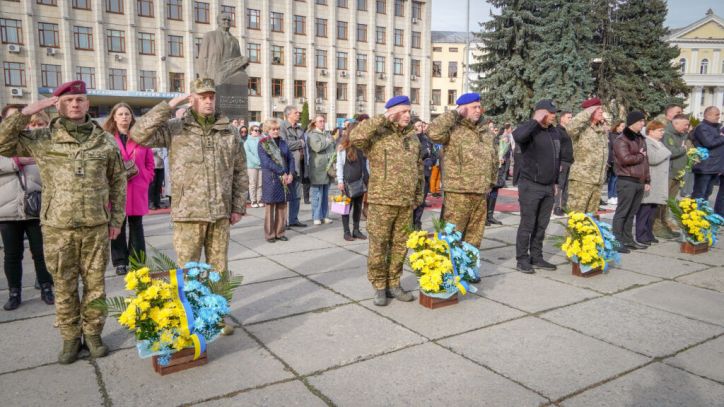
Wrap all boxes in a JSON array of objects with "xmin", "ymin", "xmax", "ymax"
[
  {"xmin": 40, "ymin": 282, "xmax": 55, "ymax": 305},
  {"xmin": 342, "ymin": 215, "xmax": 353, "ymax": 241},
  {"xmin": 3, "ymin": 288, "xmax": 21, "ymax": 311},
  {"xmin": 487, "ymin": 193, "xmax": 502, "ymax": 225},
  {"xmin": 352, "ymin": 219, "xmax": 367, "ymax": 240}
]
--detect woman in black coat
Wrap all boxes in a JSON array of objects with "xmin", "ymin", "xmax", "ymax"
[{"xmin": 258, "ymin": 119, "xmax": 295, "ymax": 242}]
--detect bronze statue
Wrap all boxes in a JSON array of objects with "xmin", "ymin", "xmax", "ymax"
[{"xmin": 196, "ymin": 13, "xmax": 249, "ymax": 84}]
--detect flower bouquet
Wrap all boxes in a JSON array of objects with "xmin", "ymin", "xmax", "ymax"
[
  {"xmin": 675, "ymin": 147, "xmax": 709, "ymax": 187},
  {"xmin": 330, "ymin": 194, "xmax": 351, "ymax": 215},
  {"xmin": 668, "ymin": 197, "xmax": 723, "ymax": 254},
  {"xmin": 559, "ymin": 212, "xmax": 620, "ymax": 277},
  {"xmin": 406, "ymin": 220, "xmax": 479, "ymax": 308}
]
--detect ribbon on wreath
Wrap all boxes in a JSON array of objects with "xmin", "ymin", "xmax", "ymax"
[
  {"xmin": 579, "ymin": 214, "xmax": 620, "ymax": 273},
  {"xmin": 436, "ymin": 233, "xmax": 478, "ymax": 296},
  {"xmin": 169, "ymin": 268, "xmax": 207, "ymax": 360}
]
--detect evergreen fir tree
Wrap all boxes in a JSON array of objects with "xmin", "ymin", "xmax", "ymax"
[{"xmin": 301, "ymin": 101, "xmax": 310, "ymax": 129}]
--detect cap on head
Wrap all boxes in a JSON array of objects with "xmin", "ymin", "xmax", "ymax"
[
  {"xmin": 191, "ymin": 78, "xmax": 216, "ymax": 94},
  {"xmin": 53, "ymin": 80, "xmax": 86, "ymax": 97},
  {"xmin": 534, "ymin": 99, "xmax": 560, "ymax": 114},
  {"xmin": 384, "ymin": 95, "xmax": 410, "ymax": 110},
  {"xmin": 455, "ymin": 92, "xmax": 481, "ymax": 106},
  {"xmin": 581, "ymin": 98, "xmax": 602, "ymax": 109},
  {"xmin": 626, "ymin": 111, "xmax": 645, "ymax": 126}
]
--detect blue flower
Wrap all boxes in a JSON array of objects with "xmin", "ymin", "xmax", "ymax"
[
  {"xmin": 209, "ymin": 272, "xmax": 221, "ymax": 283},
  {"xmin": 186, "ymin": 267, "xmax": 200, "ymax": 278}
]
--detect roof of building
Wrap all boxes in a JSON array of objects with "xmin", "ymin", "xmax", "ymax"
[
  {"xmin": 432, "ymin": 31, "xmax": 475, "ymax": 43},
  {"xmin": 666, "ymin": 9, "xmax": 724, "ymax": 41}
]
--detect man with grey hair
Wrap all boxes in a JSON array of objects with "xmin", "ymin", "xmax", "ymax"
[{"xmin": 279, "ymin": 105, "xmax": 307, "ymax": 227}]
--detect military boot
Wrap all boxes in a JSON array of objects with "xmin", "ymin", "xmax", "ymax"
[
  {"xmin": 373, "ymin": 290, "xmax": 388, "ymax": 306},
  {"xmin": 220, "ymin": 319, "xmax": 235, "ymax": 336},
  {"xmin": 58, "ymin": 338, "xmax": 81, "ymax": 364},
  {"xmin": 84, "ymin": 334, "xmax": 109, "ymax": 358},
  {"xmin": 388, "ymin": 286, "xmax": 415, "ymax": 302}
]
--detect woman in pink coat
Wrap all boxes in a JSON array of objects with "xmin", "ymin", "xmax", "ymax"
[{"xmin": 104, "ymin": 103, "xmax": 155, "ymax": 275}]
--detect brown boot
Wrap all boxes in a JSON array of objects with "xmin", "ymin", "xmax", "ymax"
[
  {"xmin": 58, "ymin": 338, "xmax": 81, "ymax": 364},
  {"xmin": 85, "ymin": 334, "xmax": 109, "ymax": 358}
]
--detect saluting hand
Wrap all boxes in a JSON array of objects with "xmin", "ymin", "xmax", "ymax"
[
  {"xmin": 169, "ymin": 93, "xmax": 191, "ymax": 108},
  {"xmin": 21, "ymin": 97, "xmax": 58, "ymax": 117}
]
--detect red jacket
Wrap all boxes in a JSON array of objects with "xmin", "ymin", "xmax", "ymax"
[
  {"xmin": 114, "ymin": 132, "xmax": 155, "ymax": 216},
  {"xmin": 613, "ymin": 127, "xmax": 650, "ymax": 183}
]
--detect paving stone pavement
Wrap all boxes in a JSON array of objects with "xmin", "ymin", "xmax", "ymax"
[{"xmin": 1, "ymin": 204, "xmax": 723, "ymax": 407}]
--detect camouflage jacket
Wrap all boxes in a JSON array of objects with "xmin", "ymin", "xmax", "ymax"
[
  {"xmin": 0, "ymin": 113, "xmax": 126, "ymax": 229},
  {"xmin": 428, "ymin": 110, "xmax": 498, "ymax": 194},
  {"xmin": 350, "ymin": 115, "xmax": 423, "ymax": 207},
  {"xmin": 567, "ymin": 109, "xmax": 609, "ymax": 185},
  {"xmin": 130, "ymin": 101, "xmax": 247, "ymax": 222}
]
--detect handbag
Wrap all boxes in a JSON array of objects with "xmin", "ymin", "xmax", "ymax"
[
  {"xmin": 15, "ymin": 171, "xmax": 41, "ymax": 218},
  {"xmin": 345, "ymin": 178, "xmax": 367, "ymax": 199},
  {"xmin": 124, "ymin": 159, "xmax": 139, "ymax": 180}
]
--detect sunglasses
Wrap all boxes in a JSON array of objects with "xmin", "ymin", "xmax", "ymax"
[{"xmin": 252, "ymin": 128, "xmax": 260, "ymax": 132}]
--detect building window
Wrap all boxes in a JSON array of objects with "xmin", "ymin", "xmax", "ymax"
[
  {"xmin": 166, "ymin": 0, "xmax": 182, "ymax": 20},
  {"xmin": 271, "ymin": 46, "xmax": 284, "ymax": 65},
  {"xmin": 38, "ymin": 22, "xmax": 59, "ymax": 47},
  {"xmin": 356, "ymin": 24, "xmax": 367, "ymax": 42},
  {"xmin": 337, "ymin": 0, "xmax": 348, "ymax": 7},
  {"xmin": 106, "ymin": 29, "xmax": 125, "ymax": 53},
  {"xmin": 0, "ymin": 19, "xmax": 23, "ymax": 44},
  {"xmin": 220, "ymin": 5, "xmax": 236, "ymax": 26},
  {"xmin": 106, "ymin": 0, "xmax": 124, "ymax": 14},
  {"xmin": 248, "ymin": 77, "xmax": 260, "ymax": 96},
  {"xmin": 376, "ymin": 0, "xmax": 386, "ymax": 14},
  {"xmin": 72, "ymin": 0, "xmax": 91, "ymax": 9},
  {"xmin": 137, "ymin": 32, "xmax": 155, "ymax": 55},
  {"xmin": 137, "ymin": 0, "xmax": 153, "ymax": 17},
  {"xmin": 315, "ymin": 49, "xmax": 327, "ymax": 68},
  {"xmin": 432, "ymin": 89, "xmax": 441, "ymax": 105},
  {"xmin": 41, "ymin": 64, "xmax": 61, "ymax": 87},
  {"xmin": 375, "ymin": 85, "xmax": 384, "ymax": 102},
  {"xmin": 294, "ymin": 47, "xmax": 306, "ymax": 66},
  {"xmin": 433, "ymin": 46, "xmax": 442, "ymax": 52},
  {"xmin": 337, "ymin": 21, "xmax": 348, "ymax": 40},
  {"xmin": 375, "ymin": 26, "xmax": 385, "ymax": 44},
  {"xmin": 169, "ymin": 72, "xmax": 184, "ymax": 92},
  {"xmin": 247, "ymin": 9, "xmax": 261, "ymax": 30},
  {"xmin": 393, "ymin": 87, "xmax": 402, "ymax": 97},
  {"xmin": 294, "ymin": 80, "xmax": 306, "ymax": 98},
  {"xmin": 449, "ymin": 47, "xmax": 458, "ymax": 52},
  {"xmin": 4, "ymin": 62, "xmax": 25, "ymax": 87},
  {"xmin": 139, "ymin": 70, "xmax": 156, "ymax": 90},
  {"xmin": 394, "ymin": 0, "xmax": 404, "ymax": 16},
  {"xmin": 37, "ymin": 1, "xmax": 57, "ymax": 6},
  {"xmin": 336, "ymin": 52, "xmax": 348, "ymax": 70},
  {"xmin": 357, "ymin": 0, "xmax": 367, "ymax": 11},
  {"xmin": 194, "ymin": 2, "xmax": 210, "ymax": 24},
  {"xmin": 411, "ymin": 31, "xmax": 421, "ymax": 48},
  {"xmin": 167, "ymin": 35, "xmax": 183, "ymax": 57},
  {"xmin": 247, "ymin": 43, "xmax": 261, "ymax": 63},
  {"xmin": 315, "ymin": 18, "xmax": 327, "ymax": 37},
  {"xmin": 375, "ymin": 56, "xmax": 385, "ymax": 73},
  {"xmin": 410, "ymin": 59, "xmax": 421, "ymax": 77},
  {"xmin": 293, "ymin": 15, "xmax": 305, "ymax": 35},
  {"xmin": 412, "ymin": 1, "xmax": 423, "ymax": 19},
  {"xmin": 410, "ymin": 88, "xmax": 420, "ymax": 104},
  {"xmin": 356, "ymin": 53, "xmax": 367, "ymax": 72},
  {"xmin": 356, "ymin": 84, "xmax": 366, "ymax": 101},
  {"xmin": 72, "ymin": 26, "xmax": 93, "ymax": 50},
  {"xmin": 194, "ymin": 37, "xmax": 202, "ymax": 57},
  {"xmin": 700, "ymin": 59, "xmax": 709, "ymax": 74},
  {"xmin": 336, "ymin": 83, "xmax": 347, "ymax": 101},
  {"xmin": 316, "ymin": 81, "xmax": 327, "ymax": 100},
  {"xmin": 108, "ymin": 68, "xmax": 127, "ymax": 90},
  {"xmin": 271, "ymin": 79, "xmax": 283, "ymax": 97},
  {"xmin": 393, "ymin": 29, "xmax": 403, "ymax": 46},
  {"xmin": 447, "ymin": 89, "xmax": 457, "ymax": 105},
  {"xmin": 76, "ymin": 66, "xmax": 95, "ymax": 88},
  {"xmin": 249, "ymin": 111, "xmax": 261, "ymax": 122},
  {"xmin": 448, "ymin": 61, "xmax": 458, "ymax": 78},
  {"xmin": 270, "ymin": 12, "xmax": 283, "ymax": 32},
  {"xmin": 432, "ymin": 61, "xmax": 441, "ymax": 77},
  {"xmin": 393, "ymin": 58, "xmax": 403, "ymax": 75},
  {"xmin": 315, "ymin": 0, "xmax": 327, "ymax": 4}
]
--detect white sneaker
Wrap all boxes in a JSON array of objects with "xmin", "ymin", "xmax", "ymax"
[
  {"xmin": 251, "ymin": 203, "xmax": 259, "ymax": 208},
  {"xmin": 258, "ymin": 202, "xmax": 265, "ymax": 207},
  {"xmin": 610, "ymin": 197, "xmax": 618, "ymax": 205},
  {"xmin": 313, "ymin": 220, "xmax": 322, "ymax": 225},
  {"xmin": 323, "ymin": 218, "xmax": 334, "ymax": 224}
]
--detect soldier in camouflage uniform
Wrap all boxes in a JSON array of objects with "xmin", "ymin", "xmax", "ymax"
[
  {"xmin": 566, "ymin": 98, "xmax": 609, "ymax": 215},
  {"xmin": 351, "ymin": 96, "xmax": 423, "ymax": 306},
  {"xmin": 130, "ymin": 78, "xmax": 247, "ymax": 274},
  {"xmin": 0, "ymin": 80, "xmax": 126, "ymax": 364},
  {"xmin": 428, "ymin": 93, "xmax": 498, "ymax": 274}
]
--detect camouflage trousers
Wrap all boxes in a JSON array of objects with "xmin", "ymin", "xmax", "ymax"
[
  {"xmin": 443, "ymin": 192, "xmax": 487, "ymax": 247},
  {"xmin": 173, "ymin": 219, "xmax": 230, "ymax": 272},
  {"xmin": 43, "ymin": 224, "xmax": 108, "ymax": 340},
  {"xmin": 567, "ymin": 180, "xmax": 602, "ymax": 214},
  {"xmin": 367, "ymin": 204, "xmax": 413, "ymax": 290}
]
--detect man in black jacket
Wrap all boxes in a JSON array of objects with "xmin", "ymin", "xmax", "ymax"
[{"xmin": 513, "ymin": 100, "xmax": 561, "ymax": 273}]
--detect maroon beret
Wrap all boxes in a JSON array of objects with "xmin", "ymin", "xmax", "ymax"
[
  {"xmin": 581, "ymin": 98, "xmax": 601, "ymax": 109},
  {"xmin": 53, "ymin": 80, "xmax": 87, "ymax": 97}
]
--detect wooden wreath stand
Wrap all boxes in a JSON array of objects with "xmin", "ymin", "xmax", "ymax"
[
  {"xmin": 419, "ymin": 292, "xmax": 458, "ymax": 309},
  {"xmin": 572, "ymin": 263, "xmax": 603, "ymax": 278},
  {"xmin": 152, "ymin": 348, "xmax": 208, "ymax": 376},
  {"xmin": 680, "ymin": 241, "xmax": 708, "ymax": 255}
]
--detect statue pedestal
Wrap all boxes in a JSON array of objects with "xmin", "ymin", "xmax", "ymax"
[{"xmin": 215, "ymin": 71, "xmax": 249, "ymax": 121}]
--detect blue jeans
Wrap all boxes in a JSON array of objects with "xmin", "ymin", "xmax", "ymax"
[
  {"xmin": 692, "ymin": 173, "xmax": 723, "ymax": 216},
  {"xmin": 311, "ymin": 184, "xmax": 330, "ymax": 221},
  {"xmin": 607, "ymin": 170, "xmax": 618, "ymax": 199},
  {"xmin": 288, "ymin": 178, "xmax": 302, "ymax": 224}
]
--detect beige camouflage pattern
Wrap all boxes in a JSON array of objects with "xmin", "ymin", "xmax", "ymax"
[
  {"xmin": 428, "ymin": 110, "xmax": 499, "ymax": 194},
  {"xmin": 173, "ymin": 218, "xmax": 230, "ymax": 272},
  {"xmin": 442, "ymin": 192, "xmax": 487, "ymax": 247},
  {"xmin": 0, "ymin": 113, "xmax": 127, "ymax": 229},
  {"xmin": 567, "ymin": 109, "xmax": 609, "ymax": 185},
  {"xmin": 567, "ymin": 180, "xmax": 601, "ymax": 214},
  {"xmin": 130, "ymin": 101, "xmax": 247, "ymax": 222},
  {"xmin": 366, "ymin": 203, "xmax": 413, "ymax": 290},
  {"xmin": 43, "ymin": 224, "xmax": 108, "ymax": 340},
  {"xmin": 351, "ymin": 115, "xmax": 423, "ymax": 206}
]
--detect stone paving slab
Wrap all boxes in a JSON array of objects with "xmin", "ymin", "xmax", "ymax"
[
  {"xmin": 480, "ymin": 238, "xmax": 510, "ymax": 250},
  {"xmin": 229, "ymin": 277, "xmax": 349, "ymax": 325},
  {"xmin": 0, "ymin": 315, "xmax": 60, "ymax": 374},
  {"xmin": 666, "ymin": 335, "xmax": 724, "ymax": 383},
  {"xmin": 615, "ymin": 251, "xmax": 710, "ymax": 279},
  {"xmin": 541, "ymin": 296, "xmax": 724, "ymax": 357},
  {"xmin": 246, "ymin": 304, "xmax": 425, "ymax": 375},
  {"xmin": 97, "ymin": 331, "xmax": 294, "ymax": 407},
  {"xmin": 477, "ymin": 272, "xmax": 600, "ymax": 313},
  {"xmin": 229, "ymin": 257, "xmax": 297, "ymax": 285},
  {"xmin": 676, "ymin": 267, "xmax": 724, "ymax": 293},
  {"xmin": 268, "ymin": 247, "xmax": 368, "ymax": 276},
  {"xmin": 0, "ymin": 286, "xmax": 55, "ymax": 323},
  {"xmin": 561, "ymin": 362, "xmax": 724, "ymax": 407},
  {"xmin": 343, "ymin": 243, "xmax": 368, "ymax": 256},
  {"xmin": 615, "ymin": 281, "xmax": 724, "ymax": 326},
  {"xmin": 302, "ymin": 225, "xmax": 370, "ymax": 247},
  {"xmin": 0, "ymin": 362, "xmax": 103, "ymax": 407},
  {"xmin": 240, "ymin": 235, "xmax": 336, "ymax": 256},
  {"xmin": 440, "ymin": 317, "xmax": 649, "ymax": 400},
  {"xmin": 483, "ymin": 226, "xmax": 519, "ymax": 244},
  {"xmin": 479, "ymin": 246, "xmax": 569, "ymax": 269},
  {"xmin": 308, "ymin": 342, "xmax": 547, "ymax": 406},
  {"xmin": 306, "ymin": 267, "xmax": 419, "ymax": 301},
  {"xmin": 196, "ymin": 380, "xmax": 327, "ymax": 407},
  {"xmin": 535, "ymin": 267, "xmax": 661, "ymax": 294}
]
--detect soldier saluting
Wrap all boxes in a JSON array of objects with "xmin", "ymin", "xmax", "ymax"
[{"xmin": 0, "ymin": 80, "xmax": 127, "ymax": 364}]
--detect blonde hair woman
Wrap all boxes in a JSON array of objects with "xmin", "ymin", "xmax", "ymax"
[{"xmin": 258, "ymin": 119, "xmax": 295, "ymax": 242}]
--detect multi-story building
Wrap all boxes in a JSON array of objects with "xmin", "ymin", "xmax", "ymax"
[
  {"xmin": 0, "ymin": 0, "xmax": 431, "ymax": 122},
  {"xmin": 429, "ymin": 31, "xmax": 482, "ymax": 119},
  {"xmin": 666, "ymin": 9, "xmax": 724, "ymax": 118}
]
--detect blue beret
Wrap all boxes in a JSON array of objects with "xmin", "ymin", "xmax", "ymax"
[
  {"xmin": 456, "ymin": 92, "xmax": 480, "ymax": 106},
  {"xmin": 384, "ymin": 95, "xmax": 411, "ymax": 109}
]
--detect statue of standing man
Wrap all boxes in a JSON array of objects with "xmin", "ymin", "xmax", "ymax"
[{"xmin": 196, "ymin": 13, "xmax": 249, "ymax": 85}]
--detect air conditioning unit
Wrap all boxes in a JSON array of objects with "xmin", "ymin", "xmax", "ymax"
[
  {"xmin": 411, "ymin": 75, "xmax": 417, "ymax": 81},
  {"xmin": 298, "ymin": 98, "xmax": 305, "ymax": 104},
  {"xmin": 412, "ymin": 18, "xmax": 419, "ymax": 24},
  {"xmin": 114, "ymin": 54, "xmax": 123, "ymax": 61},
  {"xmin": 7, "ymin": 44, "xmax": 21, "ymax": 53},
  {"xmin": 10, "ymin": 88, "xmax": 23, "ymax": 97},
  {"xmin": 46, "ymin": 47, "xmax": 57, "ymax": 56},
  {"xmin": 315, "ymin": 97, "xmax": 323, "ymax": 104},
  {"xmin": 357, "ymin": 96, "xmax": 365, "ymax": 102},
  {"xmin": 320, "ymin": 69, "xmax": 328, "ymax": 76},
  {"xmin": 340, "ymin": 71, "xmax": 347, "ymax": 78},
  {"xmin": 356, "ymin": 71, "xmax": 364, "ymax": 77},
  {"xmin": 430, "ymin": 106, "xmax": 437, "ymax": 112},
  {"xmin": 449, "ymin": 77, "xmax": 456, "ymax": 82},
  {"xmin": 378, "ymin": 73, "xmax": 385, "ymax": 80},
  {"xmin": 272, "ymin": 57, "xmax": 281, "ymax": 64},
  {"xmin": 315, "ymin": 106, "xmax": 325, "ymax": 113},
  {"xmin": 277, "ymin": 97, "xmax": 286, "ymax": 103}
]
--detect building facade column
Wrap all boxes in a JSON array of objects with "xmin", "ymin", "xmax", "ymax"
[{"xmin": 691, "ymin": 86, "xmax": 704, "ymax": 118}]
